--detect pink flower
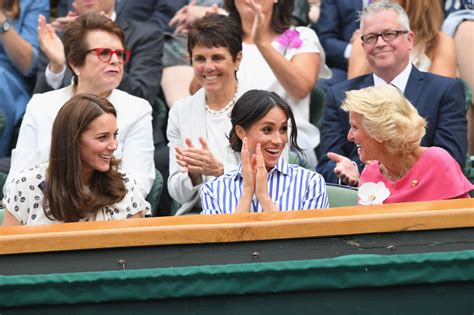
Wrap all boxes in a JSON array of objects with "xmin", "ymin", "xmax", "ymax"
[{"xmin": 276, "ymin": 28, "xmax": 303, "ymax": 49}]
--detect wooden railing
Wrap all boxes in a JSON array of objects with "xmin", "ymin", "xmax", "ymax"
[{"xmin": 0, "ymin": 199, "xmax": 472, "ymax": 255}]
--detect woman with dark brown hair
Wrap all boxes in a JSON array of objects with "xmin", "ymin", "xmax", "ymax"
[
  {"xmin": 2, "ymin": 93, "xmax": 149, "ymax": 225},
  {"xmin": 224, "ymin": 0, "xmax": 331, "ymax": 168},
  {"xmin": 0, "ymin": 0, "xmax": 49, "ymax": 157},
  {"xmin": 6, "ymin": 13, "xmax": 155, "ymax": 199}
]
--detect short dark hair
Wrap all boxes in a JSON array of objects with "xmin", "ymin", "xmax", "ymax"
[
  {"xmin": 63, "ymin": 13, "xmax": 126, "ymax": 85},
  {"xmin": 187, "ymin": 13, "xmax": 242, "ymax": 62},
  {"xmin": 229, "ymin": 89, "xmax": 302, "ymax": 153},
  {"xmin": 224, "ymin": 0, "xmax": 294, "ymax": 34},
  {"xmin": 44, "ymin": 93, "xmax": 126, "ymax": 222}
]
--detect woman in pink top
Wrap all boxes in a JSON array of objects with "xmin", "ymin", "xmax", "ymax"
[{"xmin": 341, "ymin": 84, "xmax": 473, "ymax": 205}]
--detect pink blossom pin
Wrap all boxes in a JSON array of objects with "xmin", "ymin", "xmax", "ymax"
[{"xmin": 276, "ymin": 28, "xmax": 302, "ymax": 49}]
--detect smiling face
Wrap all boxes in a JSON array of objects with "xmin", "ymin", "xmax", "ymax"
[
  {"xmin": 79, "ymin": 113, "xmax": 118, "ymax": 184},
  {"xmin": 70, "ymin": 30, "xmax": 124, "ymax": 97},
  {"xmin": 361, "ymin": 9, "xmax": 413, "ymax": 81},
  {"xmin": 347, "ymin": 112, "xmax": 386, "ymax": 163},
  {"xmin": 237, "ymin": 106, "xmax": 288, "ymax": 170},
  {"xmin": 191, "ymin": 45, "xmax": 241, "ymax": 97}
]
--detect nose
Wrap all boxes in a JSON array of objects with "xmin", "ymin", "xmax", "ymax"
[
  {"xmin": 271, "ymin": 132, "xmax": 283, "ymax": 145},
  {"xmin": 107, "ymin": 138, "xmax": 118, "ymax": 151},
  {"xmin": 109, "ymin": 51, "xmax": 120, "ymax": 64},
  {"xmin": 374, "ymin": 35, "xmax": 387, "ymax": 47},
  {"xmin": 203, "ymin": 60, "xmax": 215, "ymax": 72},
  {"xmin": 347, "ymin": 128, "xmax": 354, "ymax": 142}
]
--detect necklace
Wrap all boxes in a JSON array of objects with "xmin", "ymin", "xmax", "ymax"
[{"xmin": 205, "ymin": 84, "xmax": 238, "ymax": 115}]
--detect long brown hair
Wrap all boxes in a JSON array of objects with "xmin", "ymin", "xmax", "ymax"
[
  {"xmin": 43, "ymin": 94, "xmax": 126, "ymax": 222},
  {"xmin": 397, "ymin": 0, "xmax": 444, "ymax": 55},
  {"xmin": 1, "ymin": 0, "xmax": 20, "ymax": 19}
]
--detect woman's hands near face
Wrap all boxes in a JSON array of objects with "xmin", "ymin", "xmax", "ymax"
[
  {"xmin": 175, "ymin": 137, "xmax": 224, "ymax": 177},
  {"xmin": 240, "ymin": 137, "xmax": 256, "ymax": 194},
  {"xmin": 254, "ymin": 143, "xmax": 269, "ymax": 199}
]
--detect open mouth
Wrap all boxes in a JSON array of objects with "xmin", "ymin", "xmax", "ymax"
[{"xmin": 264, "ymin": 148, "xmax": 280, "ymax": 157}]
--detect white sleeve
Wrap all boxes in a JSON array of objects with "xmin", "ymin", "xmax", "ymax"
[
  {"xmin": 45, "ymin": 64, "xmax": 66, "ymax": 89},
  {"xmin": 119, "ymin": 100, "xmax": 155, "ymax": 197},
  {"xmin": 5, "ymin": 97, "xmax": 44, "ymax": 194},
  {"xmin": 166, "ymin": 103, "xmax": 202, "ymax": 205}
]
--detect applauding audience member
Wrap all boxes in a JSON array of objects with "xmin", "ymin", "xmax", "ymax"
[
  {"xmin": 201, "ymin": 90, "xmax": 328, "ymax": 215},
  {"xmin": 224, "ymin": 0, "xmax": 331, "ymax": 168},
  {"xmin": 342, "ymin": 84, "xmax": 473, "ymax": 204},
  {"xmin": 6, "ymin": 13, "xmax": 155, "ymax": 198},
  {"xmin": 167, "ymin": 13, "xmax": 242, "ymax": 215},
  {"xmin": 34, "ymin": 0, "xmax": 163, "ymax": 106},
  {"xmin": 0, "ymin": 0, "xmax": 49, "ymax": 158},
  {"xmin": 317, "ymin": 1, "xmax": 467, "ymax": 185},
  {"xmin": 2, "ymin": 94, "xmax": 149, "ymax": 226}
]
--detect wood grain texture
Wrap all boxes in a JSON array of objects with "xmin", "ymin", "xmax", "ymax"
[{"xmin": 0, "ymin": 199, "xmax": 472, "ymax": 255}]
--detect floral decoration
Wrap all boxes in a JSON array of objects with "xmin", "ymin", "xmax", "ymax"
[
  {"xmin": 276, "ymin": 28, "xmax": 303, "ymax": 49},
  {"xmin": 358, "ymin": 182, "xmax": 390, "ymax": 205}
]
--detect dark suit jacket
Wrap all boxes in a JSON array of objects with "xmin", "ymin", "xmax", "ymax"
[
  {"xmin": 313, "ymin": 0, "xmax": 362, "ymax": 71},
  {"xmin": 57, "ymin": 0, "xmax": 187, "ymax": 33},
  {"xmin": 316, "ymin": 66, "xmax": 468, "ymax": 184},
  {"xmin": 34, "ymin": 18, "xmax": 164, "ymax": 106}
]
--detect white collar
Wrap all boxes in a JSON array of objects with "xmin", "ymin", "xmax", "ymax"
[{"xmin": 373, "ymin": 63, "xmax": 412, "ymax": 93}]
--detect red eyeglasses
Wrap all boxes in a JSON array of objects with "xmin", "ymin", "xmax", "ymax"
[{"xmin": 87, "ymin": 48, "xmax": 131, "ymax": 64}]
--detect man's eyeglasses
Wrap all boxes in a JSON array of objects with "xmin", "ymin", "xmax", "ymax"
[
  {"xmin": 87, "ymin": 48, "xmax": 131, "ymax": 64},
  {"xmin": 360, "ymin": 30, "xmax": 409, "ymax": 45}
]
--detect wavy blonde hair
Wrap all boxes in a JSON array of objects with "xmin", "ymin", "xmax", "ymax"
[{"xmin": 341, "ymin": 84, "xmax": 426, "ymax": 156}]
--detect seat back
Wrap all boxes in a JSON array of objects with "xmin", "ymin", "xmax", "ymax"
[{"xmin": 326, "ymin": 183, "xmax": 358, "ymax": 208}]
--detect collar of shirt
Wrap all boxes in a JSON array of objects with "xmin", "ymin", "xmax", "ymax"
[
  {"xmin": 237, "ymin": 156, "xmax": 290, "ymax": 177},
  {"xmin": 110, "ymin": 11, "xmax": 117, "ymax": 22},
  {"xmin": 373, "ymin": 62, "xmax": 412, "ymax": 93}
]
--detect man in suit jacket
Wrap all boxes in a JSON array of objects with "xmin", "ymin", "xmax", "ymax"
[
  {"xmin": 313, "ymin": 0, "xmax": 362, "ymax": 90},
  {"xmin": 57, "ymin": 0, "xmax": 187, "ymax": 33},
  {"xmin": 316, "ymin": 1, "xmax": 467, "ymax": 185}
]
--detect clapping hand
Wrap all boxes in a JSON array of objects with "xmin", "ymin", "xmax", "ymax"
[
  {"xmin": 175, "ymin": 137, "xmax": 224, "ymax": 185},
  {"xmin": 38, "ymin": 15, "xmax": 65, "ymax": 73}
]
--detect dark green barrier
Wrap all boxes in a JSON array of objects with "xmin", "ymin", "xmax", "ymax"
[{"xmin": 1, "ymin": 250, "xmax": 473, "ymax": 313}]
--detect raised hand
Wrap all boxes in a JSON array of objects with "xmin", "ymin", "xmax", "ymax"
[
  {"xmin": 38, "ymin": 15, "xmax": 65, "ymax": 73},
  {"xmin": 175, "ymin": 137, "xmax": 224, "ymax": 181},
  {"xmin": 245, "ymin": 0, "xmax": 269, "ymax": 46},
  {"xmin": 235, "ymin": 137, "xmax": 255, "ymax": 213},
  {"xmin": 327, "ymin": 152, "xmax": 360, "ymax": 185},
  {"xmin": 254, "ymin": 143, "xmax": 277, "ymax": 212},
  {"xmin": 51, "ymin": 11, "xmax": 78, "ymax": 33}
]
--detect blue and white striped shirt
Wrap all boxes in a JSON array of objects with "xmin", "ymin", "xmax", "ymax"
[{"xmin": 201, "ymin": 157, "xmax": 329, "ymax": 214}]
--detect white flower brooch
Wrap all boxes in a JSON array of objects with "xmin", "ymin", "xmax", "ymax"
[{"xmin": 358, "ymin": 182, "xmax": 391, "ymax": 205}]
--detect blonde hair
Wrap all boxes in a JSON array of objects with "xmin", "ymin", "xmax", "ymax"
[{"xmin": 341, "ymin": 84, "xmax": 426, "ymax": 156}]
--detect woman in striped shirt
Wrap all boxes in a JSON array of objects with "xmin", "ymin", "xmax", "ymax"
[{"xmin": 201, "ymin": 90, "xmax": 329, "ymax": 214}]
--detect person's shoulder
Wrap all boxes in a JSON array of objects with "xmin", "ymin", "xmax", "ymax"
[
  {"xmin": 422, "ymin": 146, "xmax": 454, "ymax": 162},
  {"xmin": 110, "ymin": 89, "xmax": 152, "ymax": 112},
  {"xmin": 171, "ymin": 90, "xmax": 204, "ymax": 113},
  {"xmin": 8, "ymin": 163, "xmax": 47, "ymax": 187},
  {"xmin": 287, "ymin": 164, "xmax": 325, "ymax": 181},
  {"xmin": 326, "ymin": 74, "xmax": 372, "ymax": 100}
]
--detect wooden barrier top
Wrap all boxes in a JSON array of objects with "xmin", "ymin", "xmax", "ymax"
[{"xmin": 0, "ymin": 199, "xmax": 473, "ymax": 255}]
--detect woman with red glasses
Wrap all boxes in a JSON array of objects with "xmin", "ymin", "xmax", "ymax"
[{"xmin": 5, "ymin": 13, "xmax": 155, "ymax": 201}]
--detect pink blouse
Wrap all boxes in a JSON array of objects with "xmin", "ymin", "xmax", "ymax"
[{"xmin": 359, "ymin": 147, "xmax": 473, "ymax": 204}]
